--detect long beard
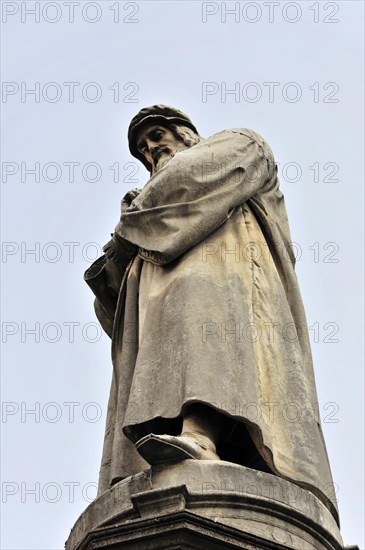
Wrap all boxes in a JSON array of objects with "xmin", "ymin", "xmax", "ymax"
[
  {"xmin": 152, "ymin": 142, "xmax": 190, "ymax": 174},
  {"xmin": 154, "ymin": 154, "xmax": 174, "ymax": 172}
]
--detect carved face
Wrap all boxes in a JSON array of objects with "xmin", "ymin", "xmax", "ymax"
[{"xmin": 136, "ymin": 124, "xmax": 188, "ymax": 174}]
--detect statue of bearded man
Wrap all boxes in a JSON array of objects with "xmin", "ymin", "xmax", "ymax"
[{"xmin": 84, "ymin": 105, "xmax": 339, "ymax": 524}]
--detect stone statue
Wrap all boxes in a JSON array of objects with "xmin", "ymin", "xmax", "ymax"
[{"xmin": 84, "ymin": 105, "xmax": 338, "ymax": 524}]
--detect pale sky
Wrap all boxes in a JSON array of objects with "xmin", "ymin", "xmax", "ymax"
[{"xmin": 1, "ymin": 1, "xmax": 364, "ymax": 548}]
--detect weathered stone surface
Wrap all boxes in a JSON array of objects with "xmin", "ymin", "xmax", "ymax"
[
  {"xmin": 75, "ymin": 106, "xmax": 361, "ymax": 548},
  {"xmin": 66, "ymin": 461, "xmax": 346, "ymax": 550},
  {"xmin": 85, "ymin": 108, "xmax": 338, "ymax": 520}
]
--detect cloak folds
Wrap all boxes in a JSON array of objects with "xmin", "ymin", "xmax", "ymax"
[{"xmin": 84, "ymin": 129, "xmax": 339, "ymax": 524}]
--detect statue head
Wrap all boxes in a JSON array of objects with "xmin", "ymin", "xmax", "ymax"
[{"xmin": 128, "ymin": 105, "xmax": 201, "ymax": 174}]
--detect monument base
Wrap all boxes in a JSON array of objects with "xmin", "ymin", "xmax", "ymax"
[{"xmin": 66, "ymin": 461, "xmax": 356, "ymax": 550}]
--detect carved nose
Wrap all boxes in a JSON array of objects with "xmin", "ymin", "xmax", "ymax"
[{"xmin": 145, "ymin": 141, "xmax": 157, "ymax": 154}]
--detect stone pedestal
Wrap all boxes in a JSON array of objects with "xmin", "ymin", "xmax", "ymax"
[{"xmin": 66, "ymin": 461, "xmax": 356, "ymax": 549}]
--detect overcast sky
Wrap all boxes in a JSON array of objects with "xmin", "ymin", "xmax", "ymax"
[{"xmin": 1, "ymin": 1, "xmax": 364, "ymax": 548}]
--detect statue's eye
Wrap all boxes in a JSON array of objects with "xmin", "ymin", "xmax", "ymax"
[{"xmin": 152, "ymin": 130, "xmax": 163, "ymax": 140}]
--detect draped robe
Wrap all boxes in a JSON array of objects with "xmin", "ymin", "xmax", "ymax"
[{"xmin": 84, "ymin": 129, "xmax": 338, "ymax": 523}]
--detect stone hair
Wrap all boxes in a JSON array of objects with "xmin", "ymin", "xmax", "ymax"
[{"xmin": 169, "ymin": 123, "xmax": 202, "ymax": 148}]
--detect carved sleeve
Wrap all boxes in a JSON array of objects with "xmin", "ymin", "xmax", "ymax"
[{"xmin": 114, "ymin": 129, "xmax": 276, "ymax": 266}]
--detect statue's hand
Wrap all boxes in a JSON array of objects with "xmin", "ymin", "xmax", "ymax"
[
  {"xmin": 121, "ymin": 188, "xmax": 142, "ymax": 214},
  {"xmin": 103, "ymin": 233, "xmax": 138, "ymax": 267}
]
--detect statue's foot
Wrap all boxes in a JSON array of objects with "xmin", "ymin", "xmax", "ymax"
[{"xmin": 135, "ymin": 433, "xmax": 220, "ymax": 466}]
